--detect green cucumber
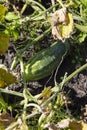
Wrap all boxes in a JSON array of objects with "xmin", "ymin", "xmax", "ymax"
[{"xmin": 25, "ymin": 41, "xmax": 69, "ymax": 81}]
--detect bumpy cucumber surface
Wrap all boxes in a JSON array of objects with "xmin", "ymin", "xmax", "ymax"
[{"xmin": 25, "ymin": 41, "xmax": 69, "ymax": 81}]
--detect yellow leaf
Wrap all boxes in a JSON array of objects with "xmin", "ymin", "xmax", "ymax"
[
  {"xmin": 81, "ymin": 121, "xmax": 87, "ymax": 130},
  {"xmin": 69, "ymin": 121, "xmax": 82, "ymax": 130},
  {"xmin": 20, "ymin": 123, "xmax": 28, "ymax": 130},
  {"xmin": 0, "ymin": 65, "xmax": 16, "ymax": 88},
  {"xmin": 0, "ymin": 4, "xmax": 7, "ymax": 21},
  {"xmin": 38, "ymin": 87, "xmax": 52, "ymax": 100},
  {"xmin": 0, "ymin": 32, "xmax": 9, "ymax": 55},
  {"xmin": 60, "ymin": 13, "xmax": 74, "ymax": 39}
]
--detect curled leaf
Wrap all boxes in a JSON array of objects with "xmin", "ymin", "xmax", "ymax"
[
  {"xmin": 0, "ymin": 32, "xmax": 9, "ymax": 55},
  {"xmin": 51, "ymin": 8, "xmax": 74, "ymax": 41},
  {"xmin": 0, "ymin": 64, "xmax": 16, "ymax": 88}
]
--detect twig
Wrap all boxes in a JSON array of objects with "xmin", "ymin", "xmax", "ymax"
[
  {"xmin": 21, "ymin": 0, "xmax": 28, "ymax": 15},
  {"xmin": 51, "ymin": 0, "xmax": 56, "ymax": 12},
  {"xmin": 56, "ymin": 0, "xmax": 65, "ymax": 8},
  {"xmin": 5, "ymin": 118, "xmax": 22, "ymax": 130},
  {"xmin": 26, "ymin": 111, "xmax": 39, "ymax": 120},
  {"xmin": 26, "ymin": 103, "xmax": 43, "ymax": 113}
]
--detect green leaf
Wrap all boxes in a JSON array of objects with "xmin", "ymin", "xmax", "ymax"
[
  {"xmin": 75, "ymin": 23, "xmax": 87, "ymax": 33},
  {"xmin": 0, "ymin": 32, "xmax": 9, "ymax": 55},
  {"xmin": 0, "ymin": 93, "xmax": 8, "ymax": 111},
  {"xmin": 81, "ymin": 0, "xmax": 87, "ymax": 6},
  {"xmin": 0, "ymin": 0, "xmax": 5, "ymax": 3},
  {"xmin": 77, "ymin": 33, "xmax": 87, "ymax": 43},
  {"xmin": 5, "ymin": 12, "xmax": 20, "ymax": 21}
]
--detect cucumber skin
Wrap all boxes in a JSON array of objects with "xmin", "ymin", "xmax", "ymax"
[{"xmin": 25, "ymin": 41, "xmax": 69, "ymax": 81}]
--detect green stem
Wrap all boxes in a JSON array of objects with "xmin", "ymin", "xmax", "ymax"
[
  {"xmin": 23, "ymin": 0, "xmax": 46, "ymax": 11},
  {"xmin": 51, "ymin": 0, "xmax": 56, "ymax": 12},
  {"xmin": 59, "ymin": 63, "xmax": 87, "ymax": 86},
  {"xmin": 26, "ymin": 111, "xmax": 39, "ymax": 120},
  {"xmin": 19, "ymin": 56, "xmax": 24, "ymax": 76},
  {"xmin": 26, "ymin": 103, "xmax": 42, "ymax": 113},
  {"xmin": 22, "ymin": 88, "xmax": 29, "ymax": 122},
  {"xmin": 31, "ymin": 3, "xmax": 59, "ymax": 20},
  {"xmin": 10, "ymin": 56, "xmax": 18, "ymax": 71},
  {"xmin": 0, "ymin": 88, "xmax": 23, "ymax": 97},
  {"xmin": 42, "ymin": 63, "xmax": 87, "ymax": 107},
  {"xmin": 21, "ymin": 0, "xmax": 28, "ymax": 15},
  {"xmin": 19, "ymin": 27, "xmax": 51, "ymax": 54},
  {"xmin": 57, "ymin": 0, "xmax": 65, "ymax": 8},
  {"xmin": 19, "ymin": 56, "xmax": 27, "ymax": 88},
  {"xmin": 30, "ymin": 0, "xmax": 46, "ymax": 11}
]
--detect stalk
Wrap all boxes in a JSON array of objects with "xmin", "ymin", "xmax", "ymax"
[
  {"xmin": 42, "ymin": 63, "xmax": 87, "ymax": 107},
  {"xmin": 18, "ymin": 27, "xmax": 51, "ymax": 54}
]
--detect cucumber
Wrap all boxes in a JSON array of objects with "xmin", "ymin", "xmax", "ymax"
[{"xmin": 25, "ymin": 41, "xmax": 69, "ymax": 81}]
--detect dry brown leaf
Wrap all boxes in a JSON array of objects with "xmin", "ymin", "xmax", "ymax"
[
  {"xmin": 0, "ymin": 112, "xmax": 15, "ymax": 129},
  {"xmin": 57, "ymin": 118, "xmax": 70, "ymax": 129},
  {"xmin": 51, "ymin": 8, "xmax": 67, "ymax": 26},
  {"xmin": 51, "ymin": 8, "xmax": 74, "ymax": 41}
]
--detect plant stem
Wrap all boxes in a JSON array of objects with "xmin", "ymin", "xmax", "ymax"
[
  {"xmin": 32, "ymin": 3, "xmax": 59, "ymax": 20},
  {"xmin": 19, "ymin": 27, "xmax": 51, "ymax": 54},
  {"xmin": 26, "ymin": 103, "xmax": 42, "ymax": 113},
  {"xmin": 10, "ymin": 56, "xmax": 18, "ymax": 71},
  {"xmin": 21, "ymin": 0, "xmax": 28, "ymax": 15},
  {"xmin": 23, "ymin": 0, "xmax": 46, "ymax": 11},
  {"xmin": 0, "ymin": 88, "xmax": 23, "ymax": 97},
  {"xmin": 26, "ymin": 111, "xmax": 39, "ymax": 120},
  {"xmin": 60, "ymin": 63, "xmax": 87, "ymax": 85},
  {"xmin": 22, "ymin": 88, "xmax": 28, "ymax": 123},
  {"xmin": 56, "ymin": 0, "xmax": 65, "ymax": 8},
  {"xmin": 43, "ymin": 63, "xmax": 87, "ymax": 107},
  {"xmin": 51, "ymin": 0, "xmax": 56, "ymax": 12}
]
